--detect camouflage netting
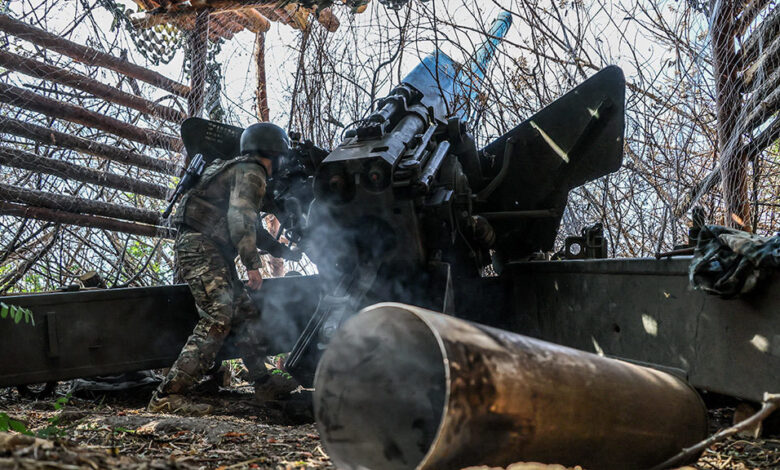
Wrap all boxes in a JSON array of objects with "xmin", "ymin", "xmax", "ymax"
[
  {"xmin": 0, "ymin": 0, "xmax": 778, "ymax": 292},
  {"xmin": 690, "ymin": 225, "xmax": 780, "ymax": 297}
]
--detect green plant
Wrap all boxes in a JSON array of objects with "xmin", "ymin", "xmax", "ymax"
[
  {"xmin": 270, "ymin": 368, "xmax": 293, "ymax": 380},
  {"xmin": 269, "ymin": 353, "xmax": 292, "ymax": 380},
  {"xmin": 52, "ymin": 395, "xmax": 69, "ymax": 411},
  {"xmin": 111, "ymin": 426, "xmax": 135, "ymax": 434},
  {"xmin": 0, "ymin": 395, "xmax": 72, "ymax": 439},
  {"xmin": 0, "ymin": 412, "xmax": 30, "ymax": 434},
  {"xmin": 0, "ymin": 303, "xmax": 34, "ymax": 325},
  {"xmin": 35, "ymin": 394, "xmax": 71, "ymax": 439}
]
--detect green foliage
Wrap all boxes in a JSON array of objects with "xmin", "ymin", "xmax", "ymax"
[
  {"xmin": 53, "ymin": 395, "xmax": 69, "ymax": 411},
  {"xmin": 270, "ymin": 353, "xmax": 293, "ymax": 380},
  {"xmin": 270, "ymin": 368, "xmax": 293, "ymax": 380},
  {"xmin": 0, "ymin": 303, "xmax": 35, "ymax": 326},
  {"xmin": 34, "ymin": 394, "xmax": 71, "ymax": 439},
  {"xmin": 0, "ymin": 394, "xmax": 72, "ymax": 439},
  {"xmin": 128, "ymin": 240, "xmax": 155, "ymax": 258},
  {"xmin": 0, "ymin": 412, "xmax": 31, "ymax": 434},
  {"xmin": 5, "ymin": 269, "xmax": 48, "ymax": 294},
  {"xmin": 111, "ymin": 426, "xmax": 135, "ymax": 434}
]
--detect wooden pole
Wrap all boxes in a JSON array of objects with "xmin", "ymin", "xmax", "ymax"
[
  {"xmin": 0, "ymin": 201, "xmax": 175, "ymax": 239},
  {"xmin": 238, "ymin": 10, "xmax": 271, "ymax": 33},
  {"xmin": 227, "ymin": 11, "xmax": 260, "ymax": 33},
  {"xmin": 212, "ymin": 13, "xmax": 244, "ymax": 35},
  {"xmin": 0, "ymin": 183, "xmax": 163, "ymax": 225},
  {"xmin": 675, "ymin": 7, "xmax": 780, "ymax": 221},
  {"xmin": 745, "ymin": 115, "xmax": 780, "ymax": 157},
  {"xmin": 740, "ymin": 68, "xmax": 780, "ymax": 132},
  {"xmin": 187, "ymin": 10, "xmax": 209, "ymax": 120},
  {"xmin": 674, "ymin": 168, "xmax": 721, "ymax": 219},
  {"xmin": 735, "ymin": 0, "xmax": 772, "ymax": 36},
  {"xmin": 0, "ymin": 82, "xmax": 183, "ymax": 152},
  {"xmin": 254, "ymin": 32, "xmax": 284, "ymax": 276},
  {"xmin": 0, "ymin": 146, "xmax": 170, "ymax": 200},
  {"xmin": 255, "ymin": 31, "xmax": 270, "ymax": 122},
  {"xmin": 0, "ymin": 50, "xmax": 187, "ymax": 123},
  {"xmin": 742, "ymin": 34, "xmax": 780, "ymax": 88},
  {"xmin": 0, "ymin": 116, "xmax": 180, "ymax": 175},
  {"xmin": 740, "ymin": 5, "xmax": 780, "ymax": 64},
  {"xmin": 0, "ymin": 14, "xmax": 190, "ymax": 98},
  {"xmin": 205, "ymin": 15, "xmax": 234, "ymax": 41},
  {"xmin": 712, "ymin": 2, "xmax": 751, "ymax": 230}
]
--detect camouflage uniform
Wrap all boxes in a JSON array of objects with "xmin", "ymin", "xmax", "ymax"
[{"xmin": 153, "ymin": 156, "xmax": 270, "ymax": 400}]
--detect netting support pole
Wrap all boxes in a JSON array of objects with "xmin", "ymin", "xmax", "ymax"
[
  {"xmin": 0, "ymin": 183, "xmax": 163, "ymax": 226},
  {"xmin": 0, "ymin": 82, "xmax": 183, "ymax": 152},
  {"xmin": 0, "ymin": 50, "xmax": 186, "ymax": 123},
  {"xmin": 255, "ymin": 31, "xmax": 270, "ymax": 122},
  {"xmin": 711, "ymin": 1, "xmax": 752, "ymax": 231},
  {"xmin": 254, "ymin": 30, "xmax": 283, "ymax": 276},
  {"xmin": 0, "ymin": 117, "xmax": 180, "ymax": 175},
  {"xmin": 187, "ymin": 10, "xmax": 209, "ymax": 124},
  {"xmin": 0, "ymin": 13, "xmax": 190, "ymax": 97},
  {"xmin": 0, "ymin": 146, "xmax": 170, "ymax": 200},
  {"xmin": 0, "ymin": 202, "xmax": 174, "ymax": 239}
]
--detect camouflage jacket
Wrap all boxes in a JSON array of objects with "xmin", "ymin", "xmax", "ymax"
[{"xmin": 172, "ymin": 156, "xmax": 267, "ymax": 271}]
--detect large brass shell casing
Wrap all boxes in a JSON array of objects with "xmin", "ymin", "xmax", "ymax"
[{"xmin": 314, "ymin": 303, "xmax": 708, "ymax": 470}]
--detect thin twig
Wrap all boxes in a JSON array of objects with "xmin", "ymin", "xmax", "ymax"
[{"xmin": 651, "ymin": 392, "xmax": 780, "ymax": 470}]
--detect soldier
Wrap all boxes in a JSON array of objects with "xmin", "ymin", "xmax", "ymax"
[{"xmin": 148, "ymin": 123, "xmax": 290, "ymax": 415}]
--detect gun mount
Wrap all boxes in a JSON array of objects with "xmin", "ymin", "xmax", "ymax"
[{"xmin": 281, "ymin": 12, "xmax": 627, "ymax": 385}]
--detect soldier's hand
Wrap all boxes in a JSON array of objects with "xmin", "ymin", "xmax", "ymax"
[{"xmin": 247, "ymin": 269, "xmax": 264, "ymax": 290}]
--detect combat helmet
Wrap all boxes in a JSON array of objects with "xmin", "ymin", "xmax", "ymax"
[{"xmin": 240, "ymin": 123, "xmax": 290, "ymax": 161}]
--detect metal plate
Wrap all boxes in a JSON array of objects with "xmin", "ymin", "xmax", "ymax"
[
  {"xmin": 479, "ymin": 66, "xmax": 626, "ymax": 259},
  {"xmin": 180, "ymin": 117, "xmax": 243, "ymax": 163},
  {"xmin": 0, "ymin": 276, "xmax": 320, "ymax": 387},
  {"xmin": 506, "ymin": 258, "xmax": 780, "ymax": 401}
]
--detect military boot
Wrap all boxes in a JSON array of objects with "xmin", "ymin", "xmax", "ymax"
[{"xmin": 147, "ymin": 393, "xmax": 213, "ymax": 416}]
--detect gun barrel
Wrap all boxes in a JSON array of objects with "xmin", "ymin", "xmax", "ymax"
[
  {"xmin": 314, "ymin": 303, "xmax": 708, "ymax": 470},
  {"xmin": 399, "ymin": 12, "xmax": 512, "ymax": 122},
  {"xmin": 468, "ymin": 11, "xmax": 513, "ymax": 85}
]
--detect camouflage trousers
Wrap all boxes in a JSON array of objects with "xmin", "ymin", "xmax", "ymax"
[{"xmin": 155, "ymin": 229, "xmax": 268, "ymax": 397}]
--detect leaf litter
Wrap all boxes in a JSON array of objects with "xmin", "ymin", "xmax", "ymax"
[{"xmin": 1, "ymin": 385, "xmax": 778, "ymax": 469}]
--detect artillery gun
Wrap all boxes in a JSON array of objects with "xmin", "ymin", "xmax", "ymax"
[
  {"xmin": 277, "ymin": 12, "xmax": 625, "ymax": 385},
  {"xmin": 1, "ymin": 12, "xmax": 778, "ymax": 429}
]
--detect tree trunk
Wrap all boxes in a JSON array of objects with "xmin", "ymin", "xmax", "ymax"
[
  {"xmin": 255, "ymin": 31, "xmax": 270, "ymax": 122},
  {"xmin": 0, "ymin": 201, "xmax": 174, "ymax": 239},
  {"xmin": 187, "ymin": 11, "xmax": 209, "ymax": 121},
  {"xmin": 712, "ymin": 1, "xmax": 751, "ymax": 230}
]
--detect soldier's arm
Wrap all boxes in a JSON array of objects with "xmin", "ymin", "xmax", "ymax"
[{"xmin": 227, "ymin": 163, "xmax": 267, "ymax": 271}]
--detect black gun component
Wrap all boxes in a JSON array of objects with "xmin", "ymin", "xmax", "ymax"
[{"xmin": 161, "ymin": 153, "xmax": 206, "ymax": 219}]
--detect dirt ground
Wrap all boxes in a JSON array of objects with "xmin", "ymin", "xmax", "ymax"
[{"xmin": 0, "ymin": 383, "xmax": 779, "ymax": 470}]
